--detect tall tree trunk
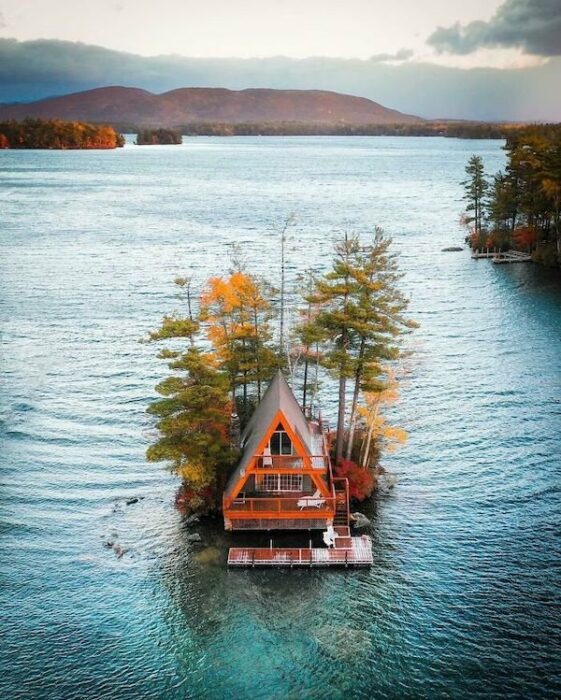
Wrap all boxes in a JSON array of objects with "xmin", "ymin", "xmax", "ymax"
[
  {"xmin": 253, "ymin": 309, "xmax": 262, "ymax": 400},
  {"xmin": 361, "ymin": 401, "xmax": 380, "ymax": 467},
  {"xmin": 345, "ymin": 338, "xmax": 365, "ymax": 461},
  {"xmin": 302, "ymin": 355, "xmax": 309, "ymax": 410},
  {"xmin": 310, "ymin": 343, "xmax": 320, "ymax": 417},
  {"xmin": 335, "ymin": 372, "xmax": 346, "ymax": 464}
]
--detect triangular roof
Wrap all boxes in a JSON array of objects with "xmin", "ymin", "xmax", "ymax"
[{"xmin": 224, "ymin": 370, "xmax": 312, "ymax": 497}]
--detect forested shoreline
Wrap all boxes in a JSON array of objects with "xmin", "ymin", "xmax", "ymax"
[
  {"xmin": 177, "ymin": 121, "xmax": 526, "ymax": 138},
  {"xmin": 146, "ymin": 231, "xmax": 416, "ymax": 515},
  {"xmin": 462, "ymin": 124, "xmax": 561, "ymax": 267},
  {"xmin": 3, "ymin": 117, "xmax": 558, "ymax": 143},
  {"xmin": 0, "ymin": 118, "xmax": 125, "ymax": 149},
  {"xmin": 113, "ymin": 121, "xmax": 537, "ymax": 138}
]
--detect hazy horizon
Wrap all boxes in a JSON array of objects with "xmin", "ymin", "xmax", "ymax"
[{"xmin": 0, "ymin": 0, "xmax": 560, "ymax": 121}]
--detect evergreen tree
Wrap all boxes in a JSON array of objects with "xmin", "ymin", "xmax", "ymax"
[
  {"xmin": 300, "ymin": 231, "xmax": 416, "ymax": 464},
  {"xmin": 344, "ymin": 230, "xmax": 416, "ymax": 461},
  {"xmin": 462, "ymin": 155, "xmax": 488, "ymax": 237},
  {"xmin": 146, "ymin": 281, "xmax": 236, "ymax": 511},
  {"xmin": 302, "ymin": 235, "xmax": 361, "ymax": 463},
  {"xmin": 147, "ymin": 346, "xmax": 235, "ymax": 506}
]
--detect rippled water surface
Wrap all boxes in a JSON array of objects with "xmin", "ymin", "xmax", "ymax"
[{"xmin": 1, "ymin": 137, "xmax": 560, "ymax": 699}]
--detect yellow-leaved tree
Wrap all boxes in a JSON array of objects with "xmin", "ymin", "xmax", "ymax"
[
  {"xmin": 200, "ymin": 271, "xmax": 279, "ymax": 426},
  {"xmin": 358, "ymin": 367, "xmax": 408, "ymax": 468}
]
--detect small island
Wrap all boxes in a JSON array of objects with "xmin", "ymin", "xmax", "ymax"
[
  {"xmin": 146, "ymin": 230, "xmax": 417, "ymax": 567},
  {"xmin": 136, "ymin": 128, "xmax": 182, "ymax": 145},
  {"xmin": 0, "ymin": 118, "xmax": 124, "ymax": 149}
]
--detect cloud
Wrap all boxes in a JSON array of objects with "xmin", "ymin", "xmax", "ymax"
[
  {"xmin": 428, "ymin": 0, "xmax": 561, "ymax": 56},
  {"xmin": 369, "ymin": 49, "xmax": 413, "ymax": 63},
  {"xmin": 0, "ymin": 38, "xmax": 560, "ymax": 121},
  {"xmin": 0, "ymin": 10, "xmax": 7, "ymax": 29}
]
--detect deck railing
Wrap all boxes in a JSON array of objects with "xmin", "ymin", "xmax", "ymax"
[
  {"xmin": 225, "ymin": 495, "xmax": 336, "ymax": 514},
  {"xmin": 254, "ymin": 454, "xmax": 328, "ymax": 470}
]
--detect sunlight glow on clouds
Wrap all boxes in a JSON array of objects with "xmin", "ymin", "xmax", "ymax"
[{"xmin": 0, "ymin": 0, "xmax": 512, "ymax": 66}]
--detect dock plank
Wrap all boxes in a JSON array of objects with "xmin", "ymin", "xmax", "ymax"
[{"xmin": 228, "ymin": 535, "xmax": 373, "ymax": 568}]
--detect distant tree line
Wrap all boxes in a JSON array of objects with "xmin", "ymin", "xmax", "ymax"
[
  {"xmin": 462, "ymin": 124, "xmax": 561, "ymax": 266},
  {"xmin": 0, "ymin": 118, "xmax": 125, "ymax": 149},
  {"xmin": 172, "ymin": 121, "xmax": 527, "ymax": 139},
  {"xmin": 136, "ymin": 128, "xmax": 182, "ymax": 145}
]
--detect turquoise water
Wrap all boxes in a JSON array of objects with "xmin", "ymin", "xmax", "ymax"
[{"xmin": 1, "ymin": 137, "xmax": 560, "ymax": 699}]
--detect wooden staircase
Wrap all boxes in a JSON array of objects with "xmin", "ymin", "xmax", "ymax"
[{"xmin": 332, "ymin": 477, "xmax": 350, "ymax": 529}]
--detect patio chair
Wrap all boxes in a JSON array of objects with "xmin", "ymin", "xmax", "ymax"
[{"xmin": 297, "ymin": 489, "xmax": 325, "ymax": 509}]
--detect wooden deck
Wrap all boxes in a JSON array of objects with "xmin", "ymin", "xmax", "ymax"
[
  {"xmin": 492, "ymin": 251, "xmax": 532, "ymax": 264},
  {"xmin": 227, "ymin": 533, "xmax": 373, "ymax": 568},
  {"xmin": 472, "ymin": 249, "xmax": 532, "ymax": 264}
]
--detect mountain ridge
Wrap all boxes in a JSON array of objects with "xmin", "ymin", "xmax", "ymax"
[{"xmin": 0, "ymin": 86, "xmax": 422, "ymax": 127}]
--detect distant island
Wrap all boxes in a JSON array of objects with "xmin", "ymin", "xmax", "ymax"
[
  {"xmin": 136, "ymin": 128, "xmax": 182, "ymax": 145},
  {"xmin": 0, "ymin": 118, "xmax": 124, "ymax": 149}
]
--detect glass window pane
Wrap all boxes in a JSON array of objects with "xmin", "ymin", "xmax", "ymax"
[
  {"xmin": 270, "ymin": 432, "xmax": 281, "ymax": 454},
  {"xmin": 281, "ymin": 432, "xmax": 292, "ymax": 454}
]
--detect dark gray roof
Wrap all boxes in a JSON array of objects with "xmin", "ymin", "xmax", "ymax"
[{"xmin": 224, "ymin": 370, "xmax": 312, "ymax": 497}]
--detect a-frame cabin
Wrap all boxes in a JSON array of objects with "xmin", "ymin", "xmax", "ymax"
[{"xmin": 223, "ymin": 370, "xmax": 349, "ymax": 532}]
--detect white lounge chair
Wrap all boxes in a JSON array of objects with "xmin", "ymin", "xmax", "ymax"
[
  {"xmin": 322, "ymin": 526, "xmax": 336, "ymax": 548},
  {"xmin": 297, "ymin": 489, "xmax": 325, "ymax": 509}
]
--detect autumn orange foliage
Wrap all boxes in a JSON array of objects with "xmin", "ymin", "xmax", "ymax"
[
  {"xmin": 334, "ymin": 460, "xmax": 375, "ymax": 501},
  {"xmin": 513, "ymin": 226, "xmax": 538, "ymax": 249}
]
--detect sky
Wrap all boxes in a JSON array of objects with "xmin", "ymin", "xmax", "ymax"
[{"xmin": 0, "ymin": 0, "xmax": 560, "ymax": 120}]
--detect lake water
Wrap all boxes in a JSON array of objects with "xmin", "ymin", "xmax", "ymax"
[{"xmin": 1, "ymin": 137, "xmax": 560, "ymax": 699}]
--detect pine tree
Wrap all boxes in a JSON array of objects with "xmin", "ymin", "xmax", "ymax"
[
  {"xmin": 300, "ymin": 231, "xmax": 416, "ymax": 464},
  {"xmin": 343, "ymin": 230, "xmax": 416, "ymax": 460},
  {"xmin": 146, "ymin": 347, "xmax": 235, "ymax": 497},
  {"xmin": 302, "ymin": 235, "xmax": 361, "ymax": 463},
  {"xmin": 462, "ymin": 155, "xmax": 488, "ymax": 237},
  {"xmin": 146, "ymin": 281, "xmax": 236, "ymax": 511}
]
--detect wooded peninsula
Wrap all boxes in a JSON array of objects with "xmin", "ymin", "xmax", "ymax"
[
  {"xmin": 462, "ymin": 124, "xmax": 561, "ymax": 267},
  {"xmin": 146, "ymin": 231, "xmax": 417, "ymax": 515},
  {"xmin": 0, "ymin": 118, "xmax": 125, "ymax": 149}
]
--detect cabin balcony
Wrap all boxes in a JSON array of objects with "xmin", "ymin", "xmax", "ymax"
[
  {"xmin": 223, "ymin": 494, "xmax": 336, "ymax": 531},
  {"xmin": 253, "ymin": 454, "xmax": 329, "ymax": 470}
]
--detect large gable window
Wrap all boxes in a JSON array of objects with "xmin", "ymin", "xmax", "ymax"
[{"xmin": 269, "ymin": 423, "xmax": 292, "ymax": 455}]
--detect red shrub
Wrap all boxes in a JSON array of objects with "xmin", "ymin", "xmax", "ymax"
[
  {"xmin": 514, "ymin": 226, "xmax": 537, "ymax": 250},
  {"xmin": 334, "ymin": 460, "xmax": 375, "ymax": 501}
]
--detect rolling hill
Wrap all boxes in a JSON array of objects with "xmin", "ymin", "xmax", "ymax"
[{"xmin": 0, "ymin": 86, "xmax": 422, "ymax": 127}]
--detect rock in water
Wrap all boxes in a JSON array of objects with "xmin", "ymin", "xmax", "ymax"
[
  {"xmin": 383, "ymin": 474, "xmax": 397, "ymax": 489},
  {"xmin": 113, "ymin": 544, "xmax": 127, "ymax": 559},
  {"xmin": 350, "ymin": 512, "xmax": 371, "ymax": 529},
  {"xmin": 126, "ymin": 497, "xmax": 139, "ymax": 505},
  {"xmin": 186, "ymin": 532, "xmax": 202, "ymax": 543},
  {"xmin": 441, "ymin": 246, "xmax": 463, "ymax": 252}
]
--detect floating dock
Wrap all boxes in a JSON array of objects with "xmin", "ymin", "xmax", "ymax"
[
  {"xmin": 492, "ymin": 251, "xmax": 532, "ymax": 264},
  {"xmin": 471, "ymin": 249, "xmax": 497, "ymax": 259},
  {"xmin": 228, "ymin": 528, "xmax": 373, "ymax": 568},
  {"xmin": 471, "ymin": 249, "xmax": 532, "ymax": 264}
]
